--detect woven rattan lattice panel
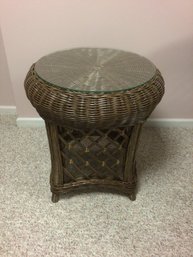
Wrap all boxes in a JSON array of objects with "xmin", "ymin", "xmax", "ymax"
[{"xmin": 58, "ymin": 126, "xmax": 131, "ymax": 182}]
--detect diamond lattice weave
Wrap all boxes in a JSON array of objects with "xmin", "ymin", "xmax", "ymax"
[{"xmin": 57, "ymin": 126, "xmax": 132, "ymax": 183}]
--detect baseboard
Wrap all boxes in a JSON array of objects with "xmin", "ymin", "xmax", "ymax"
[
  {"xmin": 146, "ymin": 118, "xmax": 193, "ymax": 128},
  {"xmin": 16, "ymin": 117, "xmax": 44, "ymax": 127},
  {"xmin": 0, "ymin": 105, "xmax": 16, "ymax": 114},
  {"xmin": 16, "ymin": 117, "xmax": 193, "ymax": 128}
]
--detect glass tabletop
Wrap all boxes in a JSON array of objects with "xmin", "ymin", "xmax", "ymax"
[{"xmin": 35, "ymin": 48, "xmax": 156, "ymax": 93}]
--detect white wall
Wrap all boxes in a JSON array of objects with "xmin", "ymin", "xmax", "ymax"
[
  {"xmin": 0, "ymin": 25, "xmax": 15, "ymax": 106},
  {"xmin": 0, "ymin": 0, "xmax": 193, "ymax": 118}
]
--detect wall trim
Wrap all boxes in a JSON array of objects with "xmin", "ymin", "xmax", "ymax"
[
  {"xmin": 146, "ymin": 118, "xmax": 193, "ymax": 128},
  {"xmin": 0, "ymin": 105, "xmax": 16, "ymax": 114},
  {"xmin": 16, "ymin": 117, "xmax": 193, "ymax": 128},
  {"xmin": 16, "ymin": 117, "xmax": 44, "ymax": 127}
]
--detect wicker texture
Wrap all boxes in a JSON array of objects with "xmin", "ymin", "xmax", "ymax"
[
  {"xmin": 46, "ymin": 122, "xmax": 142, "ymax": 202},
  {"xmin": 24, "ymin": 49, "xmax": 164, "ymax": 202},
  {"xmin": 25, "ymin": 64, "xmax": 164, "ymax": 130}
]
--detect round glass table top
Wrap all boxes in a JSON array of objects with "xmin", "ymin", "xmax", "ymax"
[{"xmin": 35, "ymin": 48, "xmax": 156, "ymax": 93}]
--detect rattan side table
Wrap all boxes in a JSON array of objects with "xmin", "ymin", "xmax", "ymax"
[{"xmin": 24, "ymin": 48, "xmax": 164, "ymax": 202}]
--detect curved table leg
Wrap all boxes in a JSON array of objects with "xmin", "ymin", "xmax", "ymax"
[
  {"xmin": 128, "ymin": 193, "xmax": 136, "ymax": 201},
  {"xmin": 52, "ymin": 193, "xmax": 60, "ymax": 203},
  {"xmin": 45, "ymin": 121, "xmax": 63, "ymax": 203},
  {"xmin": 124, "ymin": 123, "xmax": 143, "ymax": 200}
]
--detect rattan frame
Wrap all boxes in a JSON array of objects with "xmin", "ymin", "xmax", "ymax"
[
  {"xmin": 24, "ymin": 64, "xmax": 164, "ymax": 202},
  {"xmin": 46, "ymin": 122, "xmax": 143, "ymax": 202}
]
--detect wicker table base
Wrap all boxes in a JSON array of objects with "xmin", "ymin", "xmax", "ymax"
[{"xmin": 46, "ymin": 122, "xmax": 142, "ymax": 202}]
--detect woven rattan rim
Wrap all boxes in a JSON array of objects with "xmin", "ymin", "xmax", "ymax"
[{"xmin": 25, "ymin": 64, "xmax": 164, "ymax": 129}]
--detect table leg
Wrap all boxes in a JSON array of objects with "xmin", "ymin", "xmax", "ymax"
[
  {"xmin": 45, "ymin": 121, "xmax": 64, "ymax": 203},
  {"xmin": 124, "ymin": 123, "xmax": 143, "ymax": 200}
]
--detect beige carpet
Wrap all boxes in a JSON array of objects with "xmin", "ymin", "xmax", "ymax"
[{"xmin": 0, "ymin": 115, "xmax": 193, "ymax": 257}]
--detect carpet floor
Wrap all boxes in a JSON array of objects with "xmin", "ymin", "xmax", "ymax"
[{"xmin": 0, "ymin": 115, "xmax": 193, "ymax": 257}]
